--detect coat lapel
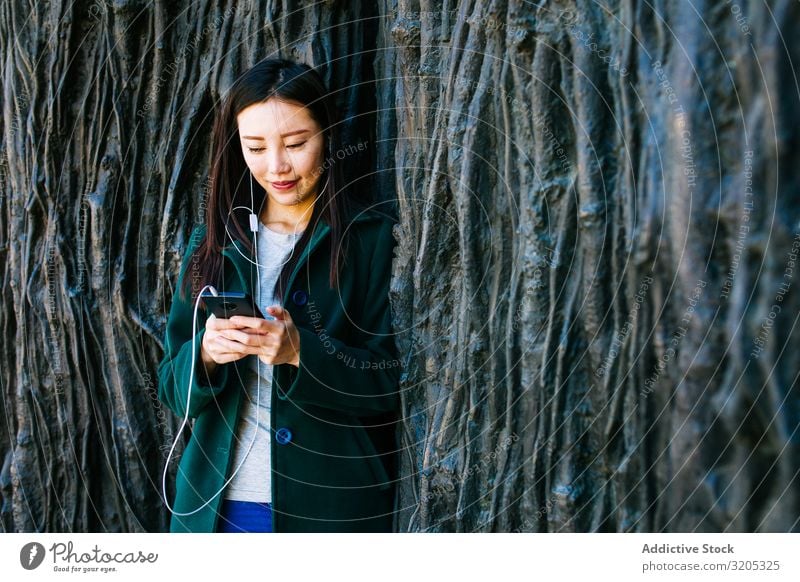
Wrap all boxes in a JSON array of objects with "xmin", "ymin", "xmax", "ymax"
[{"xmin": 219, "ymin": 236, "xmax": 257, "ymax": 297}]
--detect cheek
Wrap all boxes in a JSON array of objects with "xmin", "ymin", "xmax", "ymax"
[
  {"xmin": 244, "ymin": 155, "xmax": 267, "ymax": 174},
  {"xmin": 300, "ymin": 148, "xmax": 325, "ymax": 176},
  {"xmin": 301, "ymin": 155, "xmax": 320, "ymax": 175}
]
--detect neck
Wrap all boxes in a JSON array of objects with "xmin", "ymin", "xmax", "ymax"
[{"xmin": 260, "ymin": 197, "xmax": 314, "ymax": 234}]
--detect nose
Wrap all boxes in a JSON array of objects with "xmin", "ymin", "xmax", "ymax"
[{"xmin": 266, "ymin": 145, "xmax": 293, "ymax": 177}]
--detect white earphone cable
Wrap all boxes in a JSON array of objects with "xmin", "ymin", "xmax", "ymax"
[{"xmin": 161, "ymin": 174, "xmax": 268, "ymax": 517}]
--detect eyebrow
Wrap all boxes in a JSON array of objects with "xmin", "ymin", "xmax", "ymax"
[{"xmin": 241, "ymin": 129, "xmax": 310, "ymax": 140}]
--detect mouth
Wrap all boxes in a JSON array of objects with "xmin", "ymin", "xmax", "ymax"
[{"xmin": 271, "ymin": 180, "xmax": 298, "ymax": 190}]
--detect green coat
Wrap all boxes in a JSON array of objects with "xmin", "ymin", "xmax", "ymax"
[{"xmin": 156, "ymin": 210, "xmax": 401, "ymax": 532}]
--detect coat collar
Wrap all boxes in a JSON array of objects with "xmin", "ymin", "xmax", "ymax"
[{"xmin": 220, "ymin": 210, "xmax": 380, "ymax": 304}]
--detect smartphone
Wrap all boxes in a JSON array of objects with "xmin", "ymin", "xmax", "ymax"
[{"xmin": 199, "ymin": 291, "xmax": 269, "ymax": 320}]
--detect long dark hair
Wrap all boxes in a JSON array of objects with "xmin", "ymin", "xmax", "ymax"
[{"xmin": 180, "ymin": 58, "xmax": 361, "ymax": 304}]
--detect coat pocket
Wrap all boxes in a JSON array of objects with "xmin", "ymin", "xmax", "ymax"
[{"xmin": 350, "ymin": 416, "xmax": 392, "ymax": 490}]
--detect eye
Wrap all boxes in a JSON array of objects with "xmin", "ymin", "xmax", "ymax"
[
  {"xmin": 247, "ymin": 147, "xmax": 265, "ymax": 153},
  {"xmin": 286, "ymin": 141, "xmax": 306, "ymax": 149}
]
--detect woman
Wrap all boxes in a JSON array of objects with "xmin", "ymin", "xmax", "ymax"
[{"xmin": 156, "ymin": 58, "xmax": 401, "ymax": 533}]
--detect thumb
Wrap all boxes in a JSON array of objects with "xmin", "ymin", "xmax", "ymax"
[{"xmin": 266, "ymin": 305, "xmax": 290, "ymax": 320}]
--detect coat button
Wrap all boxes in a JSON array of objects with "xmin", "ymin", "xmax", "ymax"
[
  {"xmin": 291, "ymin": 290, "xmax": 308, "ymax": 306},
  {"xmin": 275, "ymin": 427, "xmax": 293, "ymax": 445}
]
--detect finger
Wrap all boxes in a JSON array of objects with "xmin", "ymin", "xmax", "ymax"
[
  {"xmin": 265, "ymin": 305, "xmax": 291, "ymax": 320},
  {"xmin": 214, "ymin": 336, "xmax": 258, "ymax": 355},
  {"xmin": 229, "ymin": 315, "xmax": 271, "ymax": 329},
  {"xmin": 227, "ymin": 330, "xmax": 280, "ymax": 352},
  {"xmin": 212, "ymin": 352, "xmax": 243, "ymax": 364},
  {"xmin": 219, "ymin": 328, "xmax": 266, "ymax": 345},
  {"xmin": 207, "ymin": 316, "xmax": 247, "ymax": 330}
]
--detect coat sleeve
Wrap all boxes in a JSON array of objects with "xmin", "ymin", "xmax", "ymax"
[
  {"xmin": 275, "ymin": 219, "xmax": 401, "ymax": 417},
  {"xmin": 156, "ymin": 225, "xmax": 232, "ymax": 419}
]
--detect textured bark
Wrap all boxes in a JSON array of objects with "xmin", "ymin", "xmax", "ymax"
[
  {"xmin": 387, "ymin": 0, "xmax": 800, "ymax": 532},
  {"xmin": 1, "ymin": 0, "xmax": 798, "ymax": 533}
]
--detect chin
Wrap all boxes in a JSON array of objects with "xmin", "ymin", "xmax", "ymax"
[{"xmin": 272, "ymin": 194, "xmax": 307, "ymax": 206}]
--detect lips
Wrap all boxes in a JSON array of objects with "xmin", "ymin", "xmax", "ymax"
[{"xmin": 271, "ymin": 180, "xmax": 298, "ymax": 190}]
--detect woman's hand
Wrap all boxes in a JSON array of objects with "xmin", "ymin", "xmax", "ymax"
[
  {"xmin": 200, "ymin": 314, "xmax": 254, "ymax": 371},
  {"xmin": 203, "ymin": 305, "xmax": 301, "ymax": 369}
]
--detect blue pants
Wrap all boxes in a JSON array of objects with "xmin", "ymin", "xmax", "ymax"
[{"xmin": 217, "ymin": 499, "xmax": 273, "ymax": 533}]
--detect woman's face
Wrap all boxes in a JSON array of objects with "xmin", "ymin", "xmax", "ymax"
[{"xmin": 237, "ymin": 98, "xmax": 326, "ymax": 209}]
